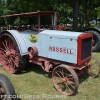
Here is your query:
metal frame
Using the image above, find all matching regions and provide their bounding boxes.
[0,11,57,32]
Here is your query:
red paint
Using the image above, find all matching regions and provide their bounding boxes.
[77,32,93,64]
[70,49,74,54]
[60,48,62,52]
[49,46,75,55]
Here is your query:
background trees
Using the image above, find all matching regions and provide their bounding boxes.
[0,0,100,31]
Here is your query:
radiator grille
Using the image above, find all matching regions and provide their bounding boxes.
[81,37,92,60]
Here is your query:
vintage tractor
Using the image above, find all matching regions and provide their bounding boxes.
[0,74,15,100]
[0,11,100,96]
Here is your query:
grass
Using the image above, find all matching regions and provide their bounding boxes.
[0,52,100,100]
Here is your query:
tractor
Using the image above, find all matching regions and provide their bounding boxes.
[0,11,100,96]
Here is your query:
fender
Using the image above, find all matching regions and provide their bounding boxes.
[0,30,28,55]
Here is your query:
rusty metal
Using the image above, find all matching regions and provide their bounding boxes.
[0,35,19,73]
[52,64,79,95]
[88,56,100,78]
[28,46,38,59]
[28,55,91,73]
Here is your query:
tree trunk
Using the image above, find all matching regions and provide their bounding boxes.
[72,0,79,31]
[85,10,90,28]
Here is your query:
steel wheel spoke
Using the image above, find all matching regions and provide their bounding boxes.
[0,52,9,64]
[58,69,65,78]
[56,71,62,78]
[8,38,11,49]
[5,38,9,49]
[0,48,6,52]
[2,42,6,49]
[65,83,72,93]
[67,80,75,89]
[0,35,19,73]
[11,58,18,67]
[52,65,79,96]
[1,56,7,61]
[1,52,7,58]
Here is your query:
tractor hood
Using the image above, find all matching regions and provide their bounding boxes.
[3,29,92,64]
[40,30,83,40]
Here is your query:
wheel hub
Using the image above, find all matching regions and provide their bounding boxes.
[6,51,11,57]
[61,77,68,83]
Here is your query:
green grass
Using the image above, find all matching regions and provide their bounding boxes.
[0,52,100,100]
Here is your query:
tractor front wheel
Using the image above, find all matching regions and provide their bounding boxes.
[52,64,79,96]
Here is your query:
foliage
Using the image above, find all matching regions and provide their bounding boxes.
[79,0,100,27]
[97,7,100,18]
[0,0,100,29]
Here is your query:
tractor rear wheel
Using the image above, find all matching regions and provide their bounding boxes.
[52,64,79,96]
[0,32,27,74]
[88,56,100,78]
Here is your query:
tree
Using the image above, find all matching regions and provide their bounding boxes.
[0,0,100,29]
[79,0,100,28]
[72,0,79,31]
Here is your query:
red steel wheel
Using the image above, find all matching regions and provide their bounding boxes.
[52,64,79,96]
[88,56,100,78]
[0,32,27,73]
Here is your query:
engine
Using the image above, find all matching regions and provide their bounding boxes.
[7,30,92,65]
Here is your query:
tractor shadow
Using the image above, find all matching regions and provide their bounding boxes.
[70,74,90,96]
[18,62,52,78]
[78,74,89,84]
[17,62,91,81]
